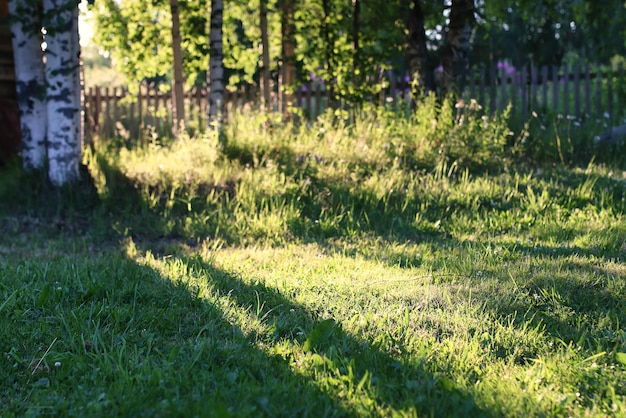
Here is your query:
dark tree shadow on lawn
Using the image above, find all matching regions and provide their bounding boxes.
[126,245,492,417]
[52,156,492,416]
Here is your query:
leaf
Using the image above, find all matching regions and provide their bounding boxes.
[303,319,337,352]
[616,352,626,366]
[0,289,18,314]
[35,284,51,308]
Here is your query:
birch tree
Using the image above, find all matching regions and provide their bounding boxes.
[280,0,295,117]
[43,0,82,186]
[8,0,47,171]
[259,0,271,111]
[208,0,224,128]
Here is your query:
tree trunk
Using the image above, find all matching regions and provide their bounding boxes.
[440,0,474,98]
[280,0,295,118]
[208,0,224,128]
[321,0,335,106]
[170,0,186,137]
[9,0,47,171]
[403,0,435,101]
[43,0,82,186]
[259,0,271,111]
[351,0,361,90]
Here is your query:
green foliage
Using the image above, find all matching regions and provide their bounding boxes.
[92,0,210,90]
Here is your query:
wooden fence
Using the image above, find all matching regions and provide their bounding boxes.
[85,63,625,140]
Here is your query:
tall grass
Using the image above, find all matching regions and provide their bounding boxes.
[1,101,625,417]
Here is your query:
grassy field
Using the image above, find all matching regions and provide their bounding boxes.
[1,105,626,417]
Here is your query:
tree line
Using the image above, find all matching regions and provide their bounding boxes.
[7,0,626,185]
[92,0,626,103]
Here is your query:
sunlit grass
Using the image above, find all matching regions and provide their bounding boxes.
[1,105,625,416]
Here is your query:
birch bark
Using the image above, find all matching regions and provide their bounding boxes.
[8,0,47,170]
[43,0,82,186]
[208,0,223,129]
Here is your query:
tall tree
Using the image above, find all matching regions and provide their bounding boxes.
[208,0,224,127]
[9,0,47,171]
[43,0,82,186]
[440,0,475,98]
[403,0,436,100]
[351,0,360,77]
[280,0,295,117]
[320,0,335,106]
[170,0,186,136]
[259,0,271,111]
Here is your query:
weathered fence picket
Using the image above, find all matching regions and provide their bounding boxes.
[84,62,624,140]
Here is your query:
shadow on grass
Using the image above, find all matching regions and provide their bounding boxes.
[102,157,492,414]
[126,244,491,417]
[2,147,624,415]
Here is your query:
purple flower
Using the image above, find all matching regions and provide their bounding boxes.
[497,61,516,76]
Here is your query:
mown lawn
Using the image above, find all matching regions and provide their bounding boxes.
[1,107,625,417]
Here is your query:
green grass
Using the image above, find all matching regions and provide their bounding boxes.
[1,105,626,417]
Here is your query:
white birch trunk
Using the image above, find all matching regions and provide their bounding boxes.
[8,0,47,171]
[43,0,82,186]
[259,0,271,111]
[208,0,224,128]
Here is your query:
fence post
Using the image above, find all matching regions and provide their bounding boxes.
[573,63,581,119]
[584,64,591,118]
[520,64,527,121]
[489,63,496,115]
[607,67,614,123]
[541,65,548,109]
[563,64,570,117]
[595,65,602,117]
[552,65,560,115]
[529,64,538,111]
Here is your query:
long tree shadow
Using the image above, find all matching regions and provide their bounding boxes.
[129,246,492,417]
[24,156,491,416]
[5,145,622,415]
[102,251,349,417]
